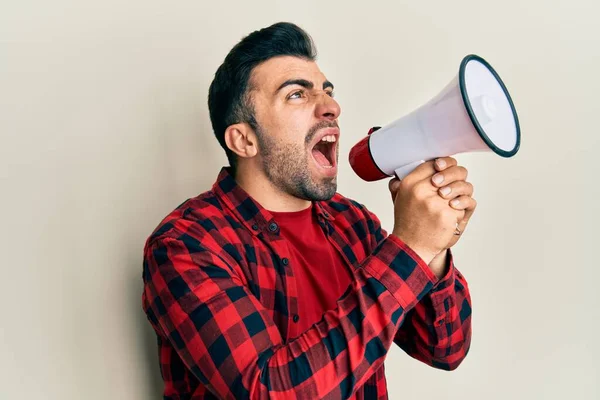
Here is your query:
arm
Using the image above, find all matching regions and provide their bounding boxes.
[358,205,472,371]
[143,232,438,399]
[393,249,472,370]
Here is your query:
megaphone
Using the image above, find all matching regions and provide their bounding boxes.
[349,54,521,181]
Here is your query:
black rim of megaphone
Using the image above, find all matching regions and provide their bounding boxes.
[459,54,521,158]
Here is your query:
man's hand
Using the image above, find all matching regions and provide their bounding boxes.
[388,161,467,265]
[388,156,476,278]
[431,156,477,249]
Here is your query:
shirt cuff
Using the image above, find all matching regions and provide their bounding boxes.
[428,249,458,317]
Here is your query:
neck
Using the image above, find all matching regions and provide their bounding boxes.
[234,165,311,212]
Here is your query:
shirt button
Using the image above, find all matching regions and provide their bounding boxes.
[293,314,300,323]
[281,258,289,266]
[251,224,259,231]
[268,222,278,232]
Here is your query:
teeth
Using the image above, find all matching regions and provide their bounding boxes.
[320,135,337,143]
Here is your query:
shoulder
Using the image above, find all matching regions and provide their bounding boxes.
[144,189,229,251]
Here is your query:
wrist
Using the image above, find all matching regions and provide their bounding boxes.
[391,231,438,265]
[428,249,449,279]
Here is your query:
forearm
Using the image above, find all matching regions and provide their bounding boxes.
[353,200,472,370]
[394,252,472,370]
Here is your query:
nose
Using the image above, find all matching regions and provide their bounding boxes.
[314,91,341,121]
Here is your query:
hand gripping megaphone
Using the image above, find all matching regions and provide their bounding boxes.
[349,54,521,181]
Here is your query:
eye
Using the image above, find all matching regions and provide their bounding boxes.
[326,90,335,98]
[288,90,304,100]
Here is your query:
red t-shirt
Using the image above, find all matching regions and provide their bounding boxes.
[270,203,353,338]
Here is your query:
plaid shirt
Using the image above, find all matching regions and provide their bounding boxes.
[142,167,472,399]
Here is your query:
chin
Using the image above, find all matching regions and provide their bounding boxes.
[307,180,337,201]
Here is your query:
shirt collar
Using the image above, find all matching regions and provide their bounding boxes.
[211,167,335,236]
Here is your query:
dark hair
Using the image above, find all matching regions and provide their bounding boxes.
[208,22,317,172]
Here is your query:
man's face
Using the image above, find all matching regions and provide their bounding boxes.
[249,56,341,201]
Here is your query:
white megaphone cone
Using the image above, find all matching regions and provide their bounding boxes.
[349,54,521,181]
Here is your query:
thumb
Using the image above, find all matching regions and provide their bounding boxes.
[388,178,401,200]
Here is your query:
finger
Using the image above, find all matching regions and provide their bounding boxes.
[434,156,458,172]
[389,177,401,200]
[402,160,437,184]
[438,181,474,199]
[457,200,477,233]
[453,208,467,224]
[431,165,469,188]
[449,196,477,211]
[461,199,477,225]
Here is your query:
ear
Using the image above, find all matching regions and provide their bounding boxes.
[224,123,258,158]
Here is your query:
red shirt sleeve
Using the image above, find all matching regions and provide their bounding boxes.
[394,248,473,370]
[355,205,473,371]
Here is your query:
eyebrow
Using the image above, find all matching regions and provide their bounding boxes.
[275,79,334,95]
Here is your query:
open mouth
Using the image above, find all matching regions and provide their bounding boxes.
[311,135,337,168]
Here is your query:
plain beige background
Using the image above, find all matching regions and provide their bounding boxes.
[1,0,598,399]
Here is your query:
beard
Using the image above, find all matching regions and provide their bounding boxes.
[255,121,339,201]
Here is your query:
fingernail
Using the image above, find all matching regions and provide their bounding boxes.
[432,174,444,185]
[440,186,451,196]
[436,159,446,169]
[451,199,460,207]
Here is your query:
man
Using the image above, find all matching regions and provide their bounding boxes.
[142,22,475,399]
